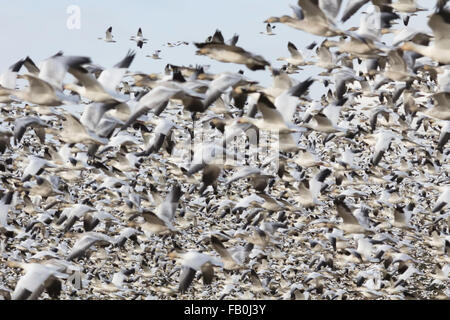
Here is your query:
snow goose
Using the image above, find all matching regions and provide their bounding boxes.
[65,50,136,103]
[388,0,426,14]
[130,28,148,49]
[194,32,270,71]
[264,0,344,37]
[425,92,450,121]
[37,51,91,89]
[210,236,253,270]
[66,232,113,261]
[334,198,373,234]
[401,6,450,64]
[55,112,109,145]
[121,83,204,130]
[236,94,302,152]
[432,186,450,213]
[98,26,116,43]
[277,42,312,67]
[14,74,73,106]
[13,116,48,145]
[140,184,182,234]
[260,23,276,35]
[7,261,68,300]
[370,129,397,166]
[137,118,179,156]
[146,50,162,60]
[168,246,223,293]
[13,52,90,106]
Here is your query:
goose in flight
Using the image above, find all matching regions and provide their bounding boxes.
[37,51,91,89]
[120,82,205,130]
[168,246,223,293]
[7,261,68,300]
[138,184,183,234]
[370,130,397,166]
[334,198,373,234]
[195,31,270,71]
[98,26,116,43]
[13,116,48,145]
[55,112,109,145]
[67,232,114,261]
[401,5,450,64]
[130,28,148,49]
[264,0,344,37]
[13,52,90,106]
[14,74,77,106]
[260,23,276,35]
[65,50,136,103]
[146,50,162,60]
[277,42,311,67]
[425,92,450,121]
[210,236,253,270]
[388,0,426,14]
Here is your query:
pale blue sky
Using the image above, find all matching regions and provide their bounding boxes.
[0,0,431,91]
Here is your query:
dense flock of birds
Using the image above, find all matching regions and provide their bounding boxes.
[0,0,450,300]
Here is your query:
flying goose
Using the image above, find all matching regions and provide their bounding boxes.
[277,42,312,67]
[168,246,223,293]
[260,23,276,35]
[139,184,182,234]
[66,232,113,261]
[334,198,373,234]
[13,53,90,106]
[425,92,450,121]
[98,26,116,43]
[121,83,205,130]
[130,28,148,48]
[7,261,68,300]
[137,118,178,156]
[210,236,253,270]
[14,74,76,106]
[401,6,450,64]
[195,34,270,71]
[264,0,344,37]
[236,94,303,152]
[370,130,397,166]
[13,116,48,145]
[146,50,162,60]
[388,0,426,14]
[37,52,91,89]
[65,50,136,103]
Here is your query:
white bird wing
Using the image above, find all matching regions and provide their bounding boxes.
[257,94,287,126]
[275,93,298,125]
[98,51,136,93]
[287,42,303,59]
[69,67,106,93]
[39,54,91,89]
[105,27,114,41]
[0,59,24,89]
[319,0,343,22]
[428,11,450,50]
[21,74,55,95]
[13,264,57,297]
[122,86,181,130]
